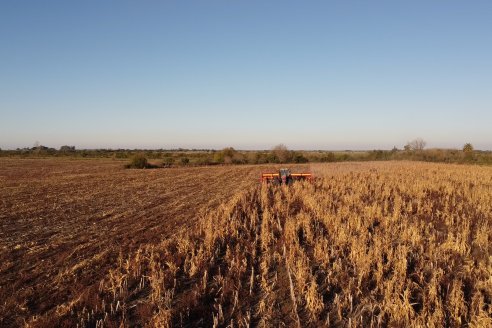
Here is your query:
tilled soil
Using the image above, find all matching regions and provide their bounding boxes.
[0,158,289,327]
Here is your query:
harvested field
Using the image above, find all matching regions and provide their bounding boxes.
[0,159,287,327]
[1,160,492,327]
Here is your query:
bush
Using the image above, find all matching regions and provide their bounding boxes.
[213,147,239,164]
[293,152,309,163]
[196,156,213,165]
[126,153,150,169]
[213,152,225,163]
[115,151,129,159]
[163,157,174,167]
[368,150,390,160]
[320,152,336,162]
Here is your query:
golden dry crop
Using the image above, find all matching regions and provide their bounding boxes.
[1,159,491,327]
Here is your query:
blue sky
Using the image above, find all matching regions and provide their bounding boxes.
[1,1,491,150]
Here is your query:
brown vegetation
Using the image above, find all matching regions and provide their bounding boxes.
[1,160,491,327]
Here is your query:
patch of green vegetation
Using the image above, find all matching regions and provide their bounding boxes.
[125,153,152,169]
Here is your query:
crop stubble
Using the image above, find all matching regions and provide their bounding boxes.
[0,159,274,327]
[1,160,492,327]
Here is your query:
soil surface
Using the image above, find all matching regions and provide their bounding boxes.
[0,159,291,327]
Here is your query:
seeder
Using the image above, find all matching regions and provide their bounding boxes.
[261,168,313,185]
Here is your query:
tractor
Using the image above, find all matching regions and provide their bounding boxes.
[261,168,313,185]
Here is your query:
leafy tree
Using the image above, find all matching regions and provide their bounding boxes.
[463,143,474,153]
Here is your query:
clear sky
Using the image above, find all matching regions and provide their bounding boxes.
[1,1,491,150]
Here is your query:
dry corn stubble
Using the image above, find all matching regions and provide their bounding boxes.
[3,160,492,327]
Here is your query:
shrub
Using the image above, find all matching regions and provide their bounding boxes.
[232,152,246,164]
[213,152,224,163]
[126,153,150,169]
[163,157,174,167]
[115,151,129,159]
[368,150,389,160]
[196,156,213,165]
[320,152,335,162]
[293,153,309,163]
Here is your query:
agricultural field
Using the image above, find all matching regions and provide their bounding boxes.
[0,159,275,327]
[1,159,492,327]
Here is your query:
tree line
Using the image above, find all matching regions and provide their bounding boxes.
[1,140,491,167]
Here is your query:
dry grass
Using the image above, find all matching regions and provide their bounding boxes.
[1,160,492,327]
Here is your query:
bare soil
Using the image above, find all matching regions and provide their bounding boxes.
[0,159,288,327]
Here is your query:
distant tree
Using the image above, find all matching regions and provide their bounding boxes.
[406,138,426,151]
[195,155,212,165]
[232,152,246,164]
[321,152,336,162]
[33,141,42,154]
[222,147,236,158]
[224,155,233,164]
[253,152,269,164]
[222,147,236,164]
[391,146,399,153]
[272,144,292,163]
[463,143,474,153]
[246,151,260,164]
[213,152,224,163]
[370,150,387,160]
[463,143,475,161]
[214,147,237,164]
[293,152,309,163]
[60,145,76,152]
[266,152,278,163]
